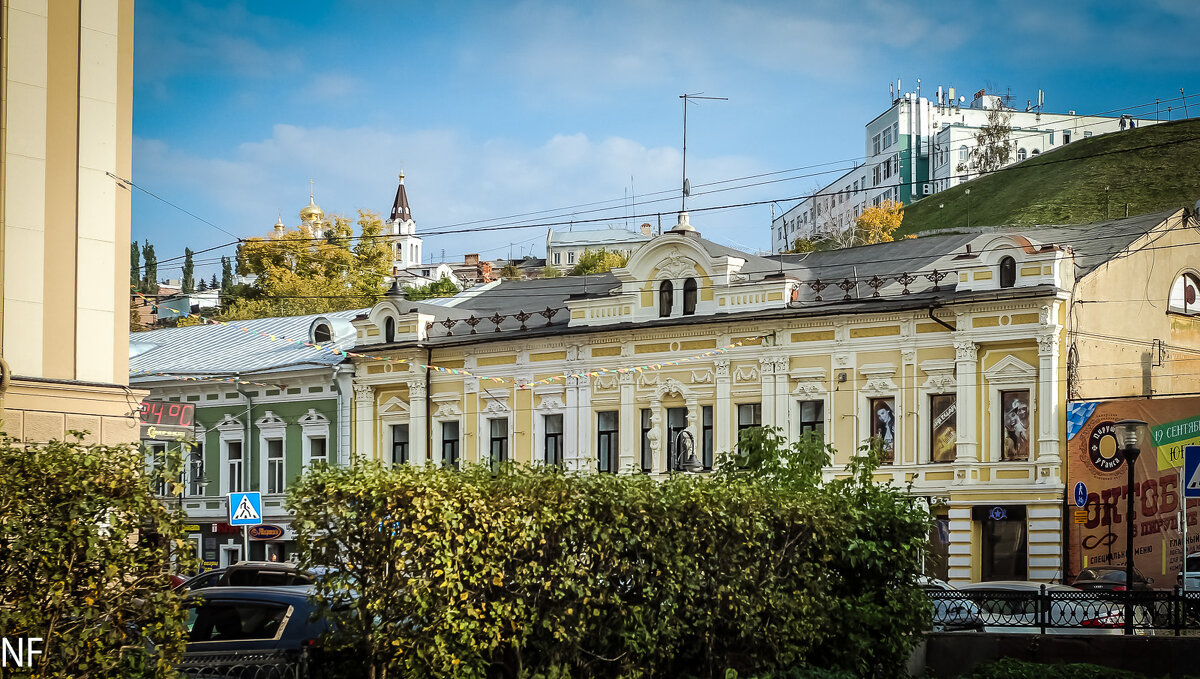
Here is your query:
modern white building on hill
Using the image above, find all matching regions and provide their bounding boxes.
[546,224,653,270]
[769,84,1159,252]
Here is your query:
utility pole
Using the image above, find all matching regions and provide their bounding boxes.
[679,93,727,213]
[1182,88,1190,119]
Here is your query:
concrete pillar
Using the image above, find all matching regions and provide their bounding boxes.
[759,357,776,428]
[1036,321,1062,478]
[953,339,979,467]
[714,360,732,455]
[406,379,428,465]
[619,373,637,472]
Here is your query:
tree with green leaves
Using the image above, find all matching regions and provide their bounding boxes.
[140,240,158,295]
[210,273,219,290]
[0,435,195,678]
[220,256,234,291]
[569,248,627,276]
[197,277,208,292]
[181,247,195,294]
[498,263,522,280]
[540,265,562,278]
[130,241,140,290]
[404,275,460,301]
[961,99,1013,175]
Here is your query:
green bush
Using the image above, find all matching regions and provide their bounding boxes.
[0,434,195,678]
[288,431,928,678]
[964,658,1151,679]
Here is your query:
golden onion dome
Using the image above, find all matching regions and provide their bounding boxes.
[299,195,324,223]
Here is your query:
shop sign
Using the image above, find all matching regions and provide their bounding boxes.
[182,524,202,533]
[249,524,285,541]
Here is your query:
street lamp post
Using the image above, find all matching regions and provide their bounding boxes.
[1116,419,1146,635]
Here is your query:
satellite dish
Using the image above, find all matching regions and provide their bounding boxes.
[683,178,691,197]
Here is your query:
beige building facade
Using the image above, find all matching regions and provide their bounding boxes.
[338,209,1200,585]
[0,0,141,443]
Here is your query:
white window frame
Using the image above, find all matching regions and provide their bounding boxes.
[298,408,331,469]
[216,413,245,495]
[256,410,287,496]
[917,360,958,464]
[532,388,566,467]
[858,364,900,463]
[479,393,512,466]
[376,396,411,466]
[984,355,1038,464]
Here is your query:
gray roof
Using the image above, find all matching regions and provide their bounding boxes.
[548,227,651,247]
[130,309,366,379]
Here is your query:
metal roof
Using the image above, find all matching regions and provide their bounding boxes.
[130,308,366,379]
[548,227,651,247]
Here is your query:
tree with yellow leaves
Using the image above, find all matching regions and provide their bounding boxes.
[853,200,904,245]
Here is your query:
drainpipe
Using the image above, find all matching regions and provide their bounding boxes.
[236,384,253,561]
[426,345,433,465]
[927,306,956,332]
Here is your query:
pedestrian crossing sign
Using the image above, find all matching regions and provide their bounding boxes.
[228,492,263,526]
[1184,446,1200,499]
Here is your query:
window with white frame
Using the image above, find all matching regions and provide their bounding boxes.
[984,355,1037,463]
[145,442,167,496]
[256,411,287,494]
[299,408,331,469]
[266,438,285,494]
[597,411,618,474]
[796,400,824,440]
[640,409,653,473]
[441,421,460,468]
[543,413,563,467]
[869,397,896,463]
[737,403,762,433]
[309,437,327,467]
[1168,272,1200,315]
[567,251,576,265]
[187,443,205,496]
[226,440,243,494]
[488,418,508,471]
[391,424,409,465]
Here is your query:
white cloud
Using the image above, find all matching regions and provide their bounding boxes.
[133,123,772,263]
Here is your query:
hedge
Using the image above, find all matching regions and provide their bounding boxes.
[0,434,195,678]
[289,430,929,678]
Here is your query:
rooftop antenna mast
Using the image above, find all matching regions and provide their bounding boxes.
[680,92,727,214]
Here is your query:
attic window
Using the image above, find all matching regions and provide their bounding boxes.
[313,323,332,344]
[385,317,396,343]
[682,278,698,315]
[659,280,673,318]
[1168,273,1200,315]
[999,256,1016,288]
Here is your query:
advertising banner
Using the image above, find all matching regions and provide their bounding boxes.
[1066,396,1200,583]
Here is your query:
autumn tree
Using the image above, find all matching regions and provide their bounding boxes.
[570,248,627,276]
[219,210,393,320]
[498,263,522,280]
[853,200,904,245]
[960,100,1013,175]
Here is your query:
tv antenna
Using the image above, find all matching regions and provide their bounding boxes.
[679,92,727,213]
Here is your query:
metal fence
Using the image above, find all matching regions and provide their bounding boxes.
[177,650,309,679]
[927,587,1200,635]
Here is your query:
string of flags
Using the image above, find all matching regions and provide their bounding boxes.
[131,288,765,389]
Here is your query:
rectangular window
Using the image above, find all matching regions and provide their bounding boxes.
[869,397,896,464]
[441,421,460,468]
[1000,390,1031,461]
[976,506,1028,581]
[666,407,687,471]
[892,122,899,145]
[391,424,409,465]
[309,437,327,467]
[489,418,508,471]
[227,441,243,494]
[597,411,618,473]
[797,400,824,440]
[1084,130,1093,138]
[146,443,167,496]
[567,251,576,265]
[640,409,653,473]
[872,133,881,155]
[702,406,714,470]
[1063,129,1071,144]
[544,414,563,467]
[737,403,762,432]
[188,444,205,496]
[553,251,561,265]
[266,439,284,494]
[929,395,957,463]
[882,126,892,149]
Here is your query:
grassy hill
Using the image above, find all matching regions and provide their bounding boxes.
[898,117,1200,234]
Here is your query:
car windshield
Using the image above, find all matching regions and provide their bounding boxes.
[187,601,290,642]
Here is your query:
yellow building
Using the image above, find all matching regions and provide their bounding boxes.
[0,0,140,443]
[346,208,1198,584]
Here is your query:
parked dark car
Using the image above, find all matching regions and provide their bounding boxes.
[1071,566,1155,592]
[177,585,362,678]
[175,561,316,592]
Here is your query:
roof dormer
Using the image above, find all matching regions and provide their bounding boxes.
[954,234,1067,293]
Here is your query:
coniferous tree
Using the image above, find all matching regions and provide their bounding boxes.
[210,273,219,290]
[130,242,141,291]
[140,241,159,295]
[220,256,234,291]
[181,248,195,294]
[197,277,209,292]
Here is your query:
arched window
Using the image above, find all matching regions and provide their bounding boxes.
[999,256,1017,288]
[313,323,332,344]
[384,316,396,343]
[958,145,969,163]
[659,280,673,317]
[683,278,698,315]
[1031,148,1040,156]
[1017,148,1027,162]
[1168,272,1200,315]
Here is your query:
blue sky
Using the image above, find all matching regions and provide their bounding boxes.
[133,0,1200,281]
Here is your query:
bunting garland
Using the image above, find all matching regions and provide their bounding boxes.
[131,288,765,389]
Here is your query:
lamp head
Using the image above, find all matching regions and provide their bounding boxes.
[1114,419,1147,457]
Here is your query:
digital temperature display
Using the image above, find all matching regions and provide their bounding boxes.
[139,400,195,427]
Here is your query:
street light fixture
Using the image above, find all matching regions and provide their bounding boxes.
[1115,418,1146,635]
[674,430,702,473]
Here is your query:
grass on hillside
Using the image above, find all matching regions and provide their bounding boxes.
[899,117,1200,234]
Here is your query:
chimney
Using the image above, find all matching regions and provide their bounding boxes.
[640,222,652,236]
[464,253,480,266]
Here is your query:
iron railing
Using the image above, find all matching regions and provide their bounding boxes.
[927,586,1200,635]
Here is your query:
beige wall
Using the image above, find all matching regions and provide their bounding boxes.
[0,0,142,444]
[1072,209,1200,400]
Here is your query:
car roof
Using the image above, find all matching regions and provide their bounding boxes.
[189,585,315,603]
[957,581,1079,591]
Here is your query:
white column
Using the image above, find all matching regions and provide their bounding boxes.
[1036,323,1062,481]
[353,384,375,462]
[575,376,592,473]
[759,358,776,428]
[773,358,789,433]
[714,360,733,455]
[563,376,582,473]
[334,367,354,467]
[618,373,637,472]
[407,379,428,465]
[953,339,979,467]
